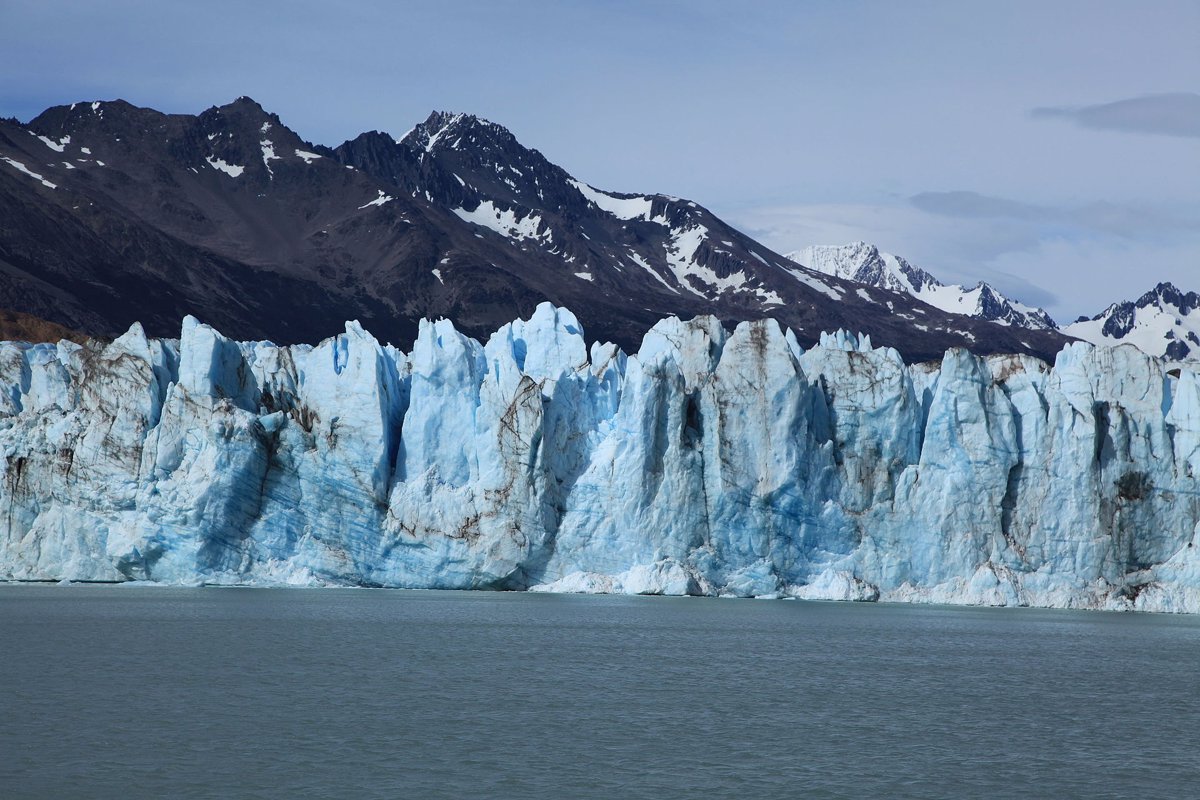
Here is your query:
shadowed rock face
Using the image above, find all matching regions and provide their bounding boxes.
[0,310,91,344]
[2,98,1072,361]
[1,305,1198,612]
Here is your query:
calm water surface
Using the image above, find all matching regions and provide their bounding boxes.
[2,586,1198,799]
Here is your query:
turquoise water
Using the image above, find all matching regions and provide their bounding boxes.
[2,586,1198,799]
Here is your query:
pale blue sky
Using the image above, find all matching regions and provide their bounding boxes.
[2,0,1196,322]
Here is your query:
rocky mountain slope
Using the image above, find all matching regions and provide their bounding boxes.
[0,97,1072,361]
[786,242,1058,330]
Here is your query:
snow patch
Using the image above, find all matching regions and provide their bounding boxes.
[205,156,244,178]
[453,200,551,243]
[568,179,666,224]
[780,264,844,301]
[36,134,69,153]
[260,139,280,175]
[661,225,757,299]
[627,251,679,293]
[359,190,394,209]
[2,157,57,188]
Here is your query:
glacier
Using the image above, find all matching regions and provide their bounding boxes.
[1,303,1198,612]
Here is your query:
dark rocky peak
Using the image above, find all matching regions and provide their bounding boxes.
[972,283,1017,326]
[19,96,317,184]
[1100,301,1137,338]
[1137,281,1198,315]
[26,99,191,156]
[974,282,1056,328]
[893,253,940,292]
[187,98,317,181]
[402,111,518,155]
[846,244,890,284]
[333,130,403,181]
[198,96,276,132]
[197,97,300,148]
[396,111,583,212]
[30,99,165,135]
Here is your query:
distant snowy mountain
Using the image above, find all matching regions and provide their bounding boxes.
[785,242,1058,331]
[1065,283,1200,363]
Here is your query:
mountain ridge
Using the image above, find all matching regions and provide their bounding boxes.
[1,96,1072,361]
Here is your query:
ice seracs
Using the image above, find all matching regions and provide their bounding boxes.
[1,305,1197,612]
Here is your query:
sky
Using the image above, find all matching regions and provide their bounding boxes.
[1,0,1197,323]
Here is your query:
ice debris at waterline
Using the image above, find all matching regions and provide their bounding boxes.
[1,304,1198,611]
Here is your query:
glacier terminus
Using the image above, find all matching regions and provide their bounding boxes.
[2,303,1198,612]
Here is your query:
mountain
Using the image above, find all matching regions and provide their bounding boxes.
[1,306,1197,611]
[785,242,1058,330]
[1065,282,1200,363]
[0,97,1073,361]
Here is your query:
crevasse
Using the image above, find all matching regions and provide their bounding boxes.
[2,303,1198,611]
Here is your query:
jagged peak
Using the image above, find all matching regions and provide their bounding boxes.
[204,96,279,124]
[1083,283,1199,320]
[404,110,515,154]
[340,129,397,147]
[221,96,268,113]
[1136,281,1197,310]
[844,240,879,254]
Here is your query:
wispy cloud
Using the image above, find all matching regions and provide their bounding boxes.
[909,190,1197,239]
[1031,92,1200,139]
[910,191,1042,221]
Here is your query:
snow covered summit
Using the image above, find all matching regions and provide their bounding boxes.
[785,242,1059,330]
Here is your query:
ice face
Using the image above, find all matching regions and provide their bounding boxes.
[1,306,1198,612]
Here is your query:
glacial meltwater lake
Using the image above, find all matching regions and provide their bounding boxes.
[2,586,1199,799]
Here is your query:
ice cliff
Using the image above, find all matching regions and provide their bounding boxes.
[2,304,1198,612]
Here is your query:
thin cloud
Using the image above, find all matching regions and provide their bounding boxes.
[1031,93,1200,139]
[909,191,1197,239]
[910,191,1042,221]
